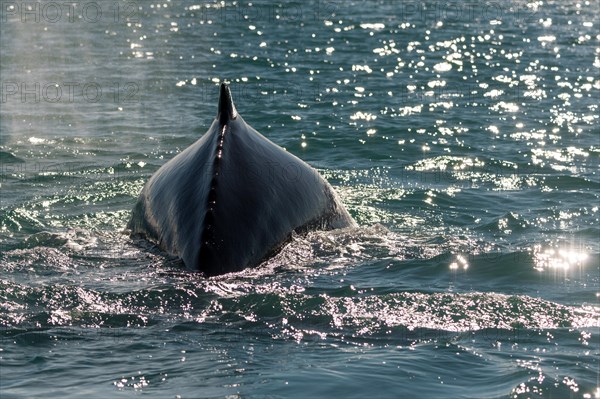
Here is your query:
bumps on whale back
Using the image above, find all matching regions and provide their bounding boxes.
[129,83,355,276]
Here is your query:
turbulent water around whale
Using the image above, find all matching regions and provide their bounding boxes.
[1,1,599,398]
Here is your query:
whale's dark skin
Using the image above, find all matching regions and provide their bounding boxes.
[128,83,355,276]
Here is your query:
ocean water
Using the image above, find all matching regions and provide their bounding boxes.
[1,0,599,397]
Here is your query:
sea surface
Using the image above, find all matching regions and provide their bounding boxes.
[1,0,599,398]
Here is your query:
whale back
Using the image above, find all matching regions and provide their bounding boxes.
[129,84,354,276]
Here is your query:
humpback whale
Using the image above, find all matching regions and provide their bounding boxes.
[128,83,355,276]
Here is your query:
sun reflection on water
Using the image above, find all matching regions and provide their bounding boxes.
[532,245,589,272]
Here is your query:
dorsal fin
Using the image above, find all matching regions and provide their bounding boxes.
[217,83,237,124]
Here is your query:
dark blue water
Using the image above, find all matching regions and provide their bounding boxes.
[1,1,599,397]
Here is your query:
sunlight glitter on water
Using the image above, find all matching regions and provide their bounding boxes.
[533,246,590,272]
